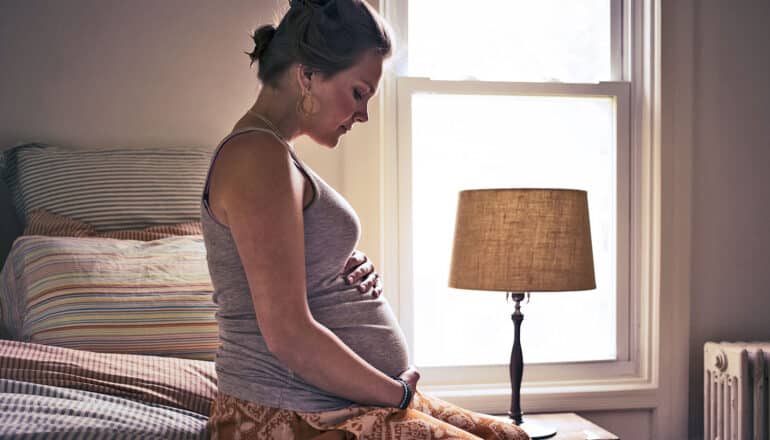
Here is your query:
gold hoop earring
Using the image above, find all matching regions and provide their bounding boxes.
[297,88,319,118]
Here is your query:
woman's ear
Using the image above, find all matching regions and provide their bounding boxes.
[295,64,314,92]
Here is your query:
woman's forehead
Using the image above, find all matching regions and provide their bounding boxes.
[342,51,384,88]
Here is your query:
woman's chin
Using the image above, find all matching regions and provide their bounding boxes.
[325,133,344,148]
[308,128,346,149]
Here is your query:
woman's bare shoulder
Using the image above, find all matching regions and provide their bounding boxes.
[209,130,302,225]
[220,128,291,162]
[214,130,295,183]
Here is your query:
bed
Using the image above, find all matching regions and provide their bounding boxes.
[0,143,219,439]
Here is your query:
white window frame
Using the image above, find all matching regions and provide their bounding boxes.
[396,78,632,387]
[373,0,664,414]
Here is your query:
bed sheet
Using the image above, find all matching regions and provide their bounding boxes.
[1,378,208,439]
[0,339,217,438]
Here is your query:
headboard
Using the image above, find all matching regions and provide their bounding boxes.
[0,179,22,269]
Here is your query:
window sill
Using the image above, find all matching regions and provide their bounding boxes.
[420,379,658,414]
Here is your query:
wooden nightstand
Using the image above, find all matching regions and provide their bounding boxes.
[493,413,619,439]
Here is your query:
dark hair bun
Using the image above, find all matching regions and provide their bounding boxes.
[247,25,277,66]
[290,0,333,10]
[252,0,392,88]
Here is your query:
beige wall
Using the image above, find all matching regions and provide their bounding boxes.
[687,1,770,438]
[2,1,770,439]
[0,0,342,186]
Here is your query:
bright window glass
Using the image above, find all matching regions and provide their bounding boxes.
[408,0,612,83]
[410,93,617,366]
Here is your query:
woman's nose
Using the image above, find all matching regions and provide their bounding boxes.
[353,102,369,122]
[354,106,369,123]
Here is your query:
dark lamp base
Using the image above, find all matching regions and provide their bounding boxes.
[509,416,557,439]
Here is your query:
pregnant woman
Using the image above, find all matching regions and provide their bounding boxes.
[201,1,528,438]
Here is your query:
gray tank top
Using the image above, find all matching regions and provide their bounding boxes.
[200,127,410,412]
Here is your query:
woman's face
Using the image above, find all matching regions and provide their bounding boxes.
[302,49,384,147]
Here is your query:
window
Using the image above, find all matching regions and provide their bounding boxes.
[407,88,625,369]
[377,0,657,407]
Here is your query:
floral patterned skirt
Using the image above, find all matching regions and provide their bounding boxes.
[208,390,529,440]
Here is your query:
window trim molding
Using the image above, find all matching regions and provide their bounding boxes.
[366,1,688,434]
[393,77,633,382]
[654,0,693,437]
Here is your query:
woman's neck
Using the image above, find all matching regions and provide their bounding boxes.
[238,88,302,141]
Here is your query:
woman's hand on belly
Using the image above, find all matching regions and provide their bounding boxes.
[343,249,383,298]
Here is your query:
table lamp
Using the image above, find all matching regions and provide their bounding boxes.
[448,188,596,440]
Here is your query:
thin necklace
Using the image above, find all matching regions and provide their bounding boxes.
[248,110,287,142]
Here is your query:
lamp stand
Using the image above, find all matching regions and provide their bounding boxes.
[508,292,556,440]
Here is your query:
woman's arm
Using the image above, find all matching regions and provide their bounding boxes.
[214,132,409,408]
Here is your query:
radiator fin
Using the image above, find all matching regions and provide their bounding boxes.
[704,342,770,440]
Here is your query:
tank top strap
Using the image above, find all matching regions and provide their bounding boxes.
[203,126,319,207]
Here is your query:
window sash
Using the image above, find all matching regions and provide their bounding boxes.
[389,0,626,83]
[393,78,633,386]
[372,0,665,416]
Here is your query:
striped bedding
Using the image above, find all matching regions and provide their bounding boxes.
[0,235,218,360]
[1,379,208,439]
[0,339,216,438]
[1,143,212,230]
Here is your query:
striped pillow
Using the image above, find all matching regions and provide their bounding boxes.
[1,235,218,360]
[24,209,203,240]
[1,143,212,230]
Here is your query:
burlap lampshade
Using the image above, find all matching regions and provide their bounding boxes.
[449,188,596,293]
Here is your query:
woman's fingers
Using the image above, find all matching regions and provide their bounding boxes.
[357,271,383,296]
[372,273,383,297]
[343,249,367,273]
[343,250,383,297]
[346,260,375,285]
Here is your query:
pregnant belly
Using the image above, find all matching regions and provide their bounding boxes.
[311,294,410,377]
